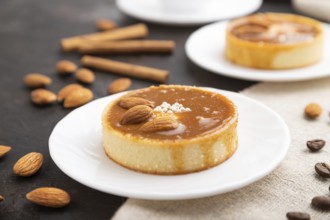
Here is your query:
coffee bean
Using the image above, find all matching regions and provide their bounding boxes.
[312,196,330,210]
[307,139,325,152]
[315,162,330,178]
[286,212,310,220]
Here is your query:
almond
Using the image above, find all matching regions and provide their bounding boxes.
[305,103,322,119]
[96,19,117,31]
[118,97,154,109]
[26,187,70,208]
[13,152,43,177]
[24,73,52,88]
[63,87,93,108]
[31,89,57,105]
[108,78,132,94]
[121,105,153,125]
[140,116,179,132]
[0,195,4,203]
[56,60,77,74]
[75,68,95,84]
[57,84,83,101]
[0,145,12,158]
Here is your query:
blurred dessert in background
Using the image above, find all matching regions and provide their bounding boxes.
[225,13,323,69]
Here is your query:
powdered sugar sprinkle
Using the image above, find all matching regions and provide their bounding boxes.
[154,102,191,113]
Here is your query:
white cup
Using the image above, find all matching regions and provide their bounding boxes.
[293,0,330,22]
[162,0,211,13]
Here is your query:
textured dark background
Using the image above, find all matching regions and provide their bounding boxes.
[0,0,292,219]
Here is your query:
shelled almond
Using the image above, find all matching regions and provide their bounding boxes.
[75,68,95,84]
[13,152,43,177]
[305,103,322,119]
[24,73,52,88]
[118,97,154,109]
[0,195,4,203]
[96,19,117,31]
[140,116,179,132]
[108,78,132,94]
[0,145,11,158]
[57,84,83,102]
[63,88,93,108]
[31,89,57,105]
[26,187,70,208]
[56,60,77,74]
[120,105,153,125]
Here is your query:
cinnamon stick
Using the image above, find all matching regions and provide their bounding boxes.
[81,56,168,83]
[61,23,148,52]
[78,40,175,54]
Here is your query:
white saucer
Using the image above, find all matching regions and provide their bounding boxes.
[186,21,330,82]
[49,88,290,200]
[116,0,262,26]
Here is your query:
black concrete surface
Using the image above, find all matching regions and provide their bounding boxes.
[0,0,292,219]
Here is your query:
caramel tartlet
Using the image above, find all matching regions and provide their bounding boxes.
[225,13,323,69]
[102,85,238,175]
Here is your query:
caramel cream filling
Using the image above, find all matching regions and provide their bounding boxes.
[231,17,317,44]
[106,86,236,140]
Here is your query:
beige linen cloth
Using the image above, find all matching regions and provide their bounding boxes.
[113,79,330,220]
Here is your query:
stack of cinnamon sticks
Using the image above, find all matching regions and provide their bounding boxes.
[61,22,174,83]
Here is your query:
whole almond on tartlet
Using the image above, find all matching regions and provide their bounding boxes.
[31,89,57,105]
[121,105,153,125]
[26,187,70,208]
[13,152,43,177]
[0,195,4,203]
[57,84,83,101]
[75,68,95,84]
[24,73,52,88]
[108,78,132,94]
[56,60,77,74]
[305,103,322,119]
[140,116,179,132]
[63,87,93,108]
[118,97,154,109]
[0,145,12,158]
[96,19,117,31]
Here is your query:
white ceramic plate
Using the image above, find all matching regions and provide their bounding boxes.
[116,0,262,26]
[49,88,290,200]
[186,21,330,82]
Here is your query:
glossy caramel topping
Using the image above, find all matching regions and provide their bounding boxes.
[107,86,236,140]
[231,15,317,44]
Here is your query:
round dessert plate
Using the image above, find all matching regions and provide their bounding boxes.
[49,88,290,200]
[116,0,262,26]
[186,21,330,82]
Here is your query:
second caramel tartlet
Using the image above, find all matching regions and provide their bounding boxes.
[225,13,323,69]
